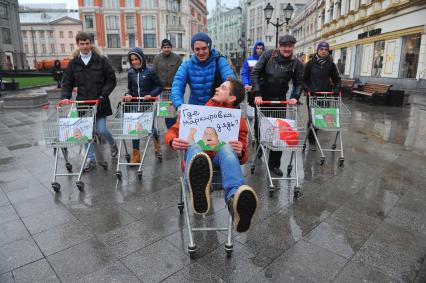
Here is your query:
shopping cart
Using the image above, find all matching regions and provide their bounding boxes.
[250,100,305,198]
[156,87,177,119]
[241,91,256,147]
[303,92,351,166]
[110,96,159,181]
[43,100,99,192]
[177,153,233,259]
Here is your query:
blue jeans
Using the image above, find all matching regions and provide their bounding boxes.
[184,143,244,203]
[86,116,115,160]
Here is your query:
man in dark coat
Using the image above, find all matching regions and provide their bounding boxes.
[251,35,303,177]
[61,31,118,172]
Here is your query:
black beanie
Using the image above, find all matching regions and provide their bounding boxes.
[161,39,172,48]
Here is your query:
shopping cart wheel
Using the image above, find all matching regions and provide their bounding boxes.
[65,162,72,173]
[250,164,255,174]
[293,187,303,199]
[332,144,337,150]
[115,171,122,180]
[157,154,163,162]
[76,181,84,191]
[338,157,345,167]
[188,245,196,259]
[251,140,255,148]
[178,202,184,214]
[287,165,293,177]
[320,157,325,166]
[125,154,130,163]
[99,161,108,170]
[52,182,60,192]
[268,187,275,197]
[137,171,142,181]
[302,144,306,151]
[225,244,233,258]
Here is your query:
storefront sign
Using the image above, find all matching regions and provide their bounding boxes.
[358,28,382,39]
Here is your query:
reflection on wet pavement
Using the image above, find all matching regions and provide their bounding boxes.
[0,82,425,282]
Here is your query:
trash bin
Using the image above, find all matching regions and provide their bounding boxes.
[389,90,404,107]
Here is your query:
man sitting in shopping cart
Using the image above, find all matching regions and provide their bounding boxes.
[165,77,258,233]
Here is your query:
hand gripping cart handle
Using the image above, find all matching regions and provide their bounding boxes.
[43,99,100,192]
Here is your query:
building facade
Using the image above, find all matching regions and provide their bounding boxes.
[207,1,242,68]
[78,0,202,70]
[290,0,426,93]
[0,0,26,70]
[20,11,82,69]
[189,0,208,39]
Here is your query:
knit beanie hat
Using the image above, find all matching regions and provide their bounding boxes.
[317,41,330,51]
[161,39,172,48]
[191,32,212,51]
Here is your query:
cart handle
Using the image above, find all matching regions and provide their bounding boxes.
[58,99,99,106]
[257,100,294,105]
[122,96,159,101]
[307,91,342,96]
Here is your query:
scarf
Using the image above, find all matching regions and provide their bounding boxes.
[314,54,328,65]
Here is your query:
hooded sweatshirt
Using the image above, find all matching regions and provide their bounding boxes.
[240,41,265,87]
[127,47,163,97]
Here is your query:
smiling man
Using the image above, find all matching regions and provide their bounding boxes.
[171,32,235,111]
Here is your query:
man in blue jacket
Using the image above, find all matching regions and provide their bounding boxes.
[171,32,235,110]
[240,41,265,106]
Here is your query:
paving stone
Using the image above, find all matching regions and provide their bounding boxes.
[0,205,18,225]
[332,260,402,283]
[162,262,226,283]
[0,189,9,207]
[48,238,115,282]
[0,220,30,246]
[12,259,60,283]
[0,237,43,274]
[0,272,14,283]
[325,206,382,235]
[249,240,348,282]
[13,194,65,218]
[122,239,190,283]
[5,185,50,204]
[33,220,93,256]
[77,261,140,283]
[385,206,426,235]
[21,206,78,235]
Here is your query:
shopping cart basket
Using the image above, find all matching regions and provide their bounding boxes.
[303,92,351,166]
[177,152,233,259]
[110,96,159,181]
[241,91,256,148]
[43,100,98,192]
[250,100,306,198]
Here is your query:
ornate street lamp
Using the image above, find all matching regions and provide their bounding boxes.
[263,2,294,48]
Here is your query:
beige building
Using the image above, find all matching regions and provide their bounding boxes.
[20,11,82,69]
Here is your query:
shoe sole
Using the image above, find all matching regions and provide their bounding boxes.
[187,152,212,215]
[233,186,258,233]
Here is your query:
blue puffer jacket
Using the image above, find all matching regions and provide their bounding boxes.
[171,49,235,109]
[240,41,265,86]
[127,47,163,97]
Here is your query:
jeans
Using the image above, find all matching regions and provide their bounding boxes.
[184,143,244,203]
[86,116,115,160]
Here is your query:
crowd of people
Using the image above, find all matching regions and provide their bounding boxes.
[60,31,341,234]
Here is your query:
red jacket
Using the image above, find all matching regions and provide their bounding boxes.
[164,99,249,164]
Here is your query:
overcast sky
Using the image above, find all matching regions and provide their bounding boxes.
[18,0,240,12]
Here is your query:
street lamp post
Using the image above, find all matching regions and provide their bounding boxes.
[263,3,294,48]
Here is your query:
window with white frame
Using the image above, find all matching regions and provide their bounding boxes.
[0,2,8,19]
[141,0,156,9]
[107,34,121,48]
[125,0,134,7]
[85,15,94,28]
[166,0,179,12]
[104,0,119,8]
[256,6,262,25]
[106,16,120,30]
[1,28,11,44]
[126,15,135,30]
[142,15,156,30]
[143,34,156,48]
[128,33,136,47]
[168,33,182,48]
[85,0,94,6]
[142,15,156,48]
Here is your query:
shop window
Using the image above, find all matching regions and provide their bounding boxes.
[372,40,385,77]
[399,33,421,79]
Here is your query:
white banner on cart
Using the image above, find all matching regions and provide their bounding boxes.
[260,117,298,146]
[58,117,94,142]
[179,104,241,151]
[123,112,153,135]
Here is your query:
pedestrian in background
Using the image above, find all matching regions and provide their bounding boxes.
[153,39,182,129]
[60,31,118,172]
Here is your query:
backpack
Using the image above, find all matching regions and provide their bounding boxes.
[209,54,225,97]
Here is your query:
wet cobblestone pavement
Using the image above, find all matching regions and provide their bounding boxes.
[0,81,425,282]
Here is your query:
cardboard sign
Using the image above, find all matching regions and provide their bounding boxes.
[59,117,94,142]
[312,108,340,128]
[123,112,153,136]
[179,104,241,151]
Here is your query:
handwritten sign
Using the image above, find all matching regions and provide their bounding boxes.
[260,117,298,147]
[312,108,340,129]
[157,101,177,117]
[123,112,153,136]
[179,104,241,151]
[59,117,94,142]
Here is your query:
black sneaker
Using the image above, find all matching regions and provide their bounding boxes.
[229,185,258,233]
[187,152,212,214]
[83,159,96,172]
[270,166,284,177]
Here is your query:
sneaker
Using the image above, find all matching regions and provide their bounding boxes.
[228,185,258,233]
[187,152,212,214]
[270,166,284,177]
[83,159,96,172]
[110,143,118,158]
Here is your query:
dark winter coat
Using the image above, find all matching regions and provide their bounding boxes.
[240,40,265,86]
[61,47,117,117]
[303,55,341,93]
[251,49,304,100]
[127,47,163,97]
[52,61,63,82]
[153,51,182,87]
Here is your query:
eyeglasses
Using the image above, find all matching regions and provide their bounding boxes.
[194,46,208,52]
